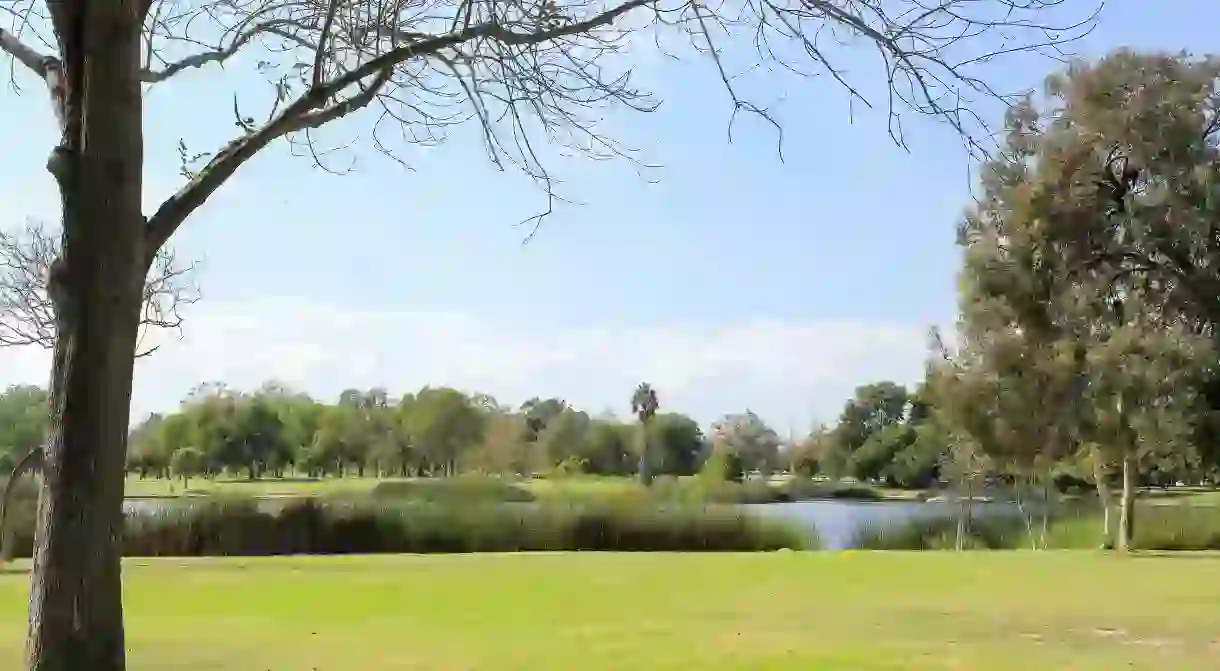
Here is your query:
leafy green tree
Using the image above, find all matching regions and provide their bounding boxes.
[850,423,915,483]
[947,51,1220,550]
[700,438,746,484]
[408,387,486,476]
[828,382,909,473]
[168,447,205,488]
[367,406,413,477]
[0,386,48,472]
[309,404,365,476]
[465,412,534,476]
[1084,319,1210,550]
[126,414,171,478]
[711,411,779,477]
[787,426,831,478]
[537,408,593,468]
[885,422,946,489]
[520,397,569,442]
[582,420,635,476]
[230,396,291,479]
[648,413,705,476]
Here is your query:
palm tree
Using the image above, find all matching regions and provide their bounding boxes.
[631,382,660,486]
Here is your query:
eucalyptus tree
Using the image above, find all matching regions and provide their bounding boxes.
[0,0,1098,666]
[948,51,1220,550]
[710,410,779,477]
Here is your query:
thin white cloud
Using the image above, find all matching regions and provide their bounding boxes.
[0,297,933,432]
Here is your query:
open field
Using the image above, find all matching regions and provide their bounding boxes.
[1,552,1218,670]
[122,474,646,500]
[122,474,387,498]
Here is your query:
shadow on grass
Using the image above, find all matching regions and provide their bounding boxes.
[212,477,323,485]
[1126,551,1220,560]
[1140,490,1208,501]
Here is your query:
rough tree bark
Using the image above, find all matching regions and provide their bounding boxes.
[14,3,147,669]
[1117,451,1137,553]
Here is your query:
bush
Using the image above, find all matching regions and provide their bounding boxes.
[846,501,1220,551]
[1129,505,1220,551]
[848,513,1028,550]
[2,495,810,557]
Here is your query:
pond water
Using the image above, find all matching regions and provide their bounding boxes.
[746,499,1025,549]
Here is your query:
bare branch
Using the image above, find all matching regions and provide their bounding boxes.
[0,220,200,356]
[140,19,313,83]
[145,0,655,256]
[145,65,394,258]
[0,25,48,75]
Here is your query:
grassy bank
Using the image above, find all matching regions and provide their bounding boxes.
[124,473,889,504]
[1,552,1217,669]
[851,501,1220,551]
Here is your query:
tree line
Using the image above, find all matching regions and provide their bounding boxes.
[0,381,789,484]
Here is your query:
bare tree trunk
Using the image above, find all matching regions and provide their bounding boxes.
[1039,476,1050,550]
[25,8,145,670]
[1117,452,1137,553]
[637,422,652,487]
[1014,476,1037,550]
[1091,452,1113,549]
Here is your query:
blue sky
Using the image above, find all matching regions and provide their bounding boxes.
[2,3,1218,434]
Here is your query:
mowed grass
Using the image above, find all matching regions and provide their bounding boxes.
[122,475,661,504]
[122,475,386,498]
[1,552,1218,670]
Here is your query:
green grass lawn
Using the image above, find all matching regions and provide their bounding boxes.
[122,474,660,503]
[122,474,388,498]
[1,552,1217,670]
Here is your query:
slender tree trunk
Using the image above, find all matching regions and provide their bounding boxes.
[26,8,145,670]
[1091,451,1113,549]
[1117,452,1137,553]
[1039,477,1050,550]
[637,422,652,487]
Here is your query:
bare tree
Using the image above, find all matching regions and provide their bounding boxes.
[0,219,198,564]
[1,219,198,355]
[0,0,1096,668]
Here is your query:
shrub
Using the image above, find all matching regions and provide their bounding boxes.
[848,513,1027,550]
[1130,505,1220,551]
[2,495,810,557]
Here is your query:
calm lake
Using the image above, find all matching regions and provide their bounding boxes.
[123,497,1024,550]
[745,499,1024,549]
